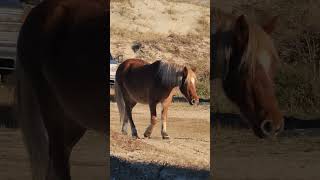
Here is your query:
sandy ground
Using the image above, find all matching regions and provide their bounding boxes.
[212,127,320,180]
[0,129,107,180]
[110,102,210,179]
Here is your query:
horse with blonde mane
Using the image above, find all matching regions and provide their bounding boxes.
[212,8,284,138]
[16,0,108,179]
[115,59,199,139]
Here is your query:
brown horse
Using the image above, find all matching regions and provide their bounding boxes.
[16,0,108,179]
[212,8,284,138]
[115,59,199,139]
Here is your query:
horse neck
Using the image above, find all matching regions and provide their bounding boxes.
[157,62,184,89]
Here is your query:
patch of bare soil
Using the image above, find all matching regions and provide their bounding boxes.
[212,127,320,180]
[110,102,210,179]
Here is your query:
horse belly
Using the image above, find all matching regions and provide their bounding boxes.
[61,91,106,132]
[120,63,155,104]
[126,87,150,104]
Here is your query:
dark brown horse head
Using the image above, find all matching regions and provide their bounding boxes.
[215,9,284,138]
[180,66,199,105]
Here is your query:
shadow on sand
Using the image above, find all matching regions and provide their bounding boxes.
[111,156,210,180]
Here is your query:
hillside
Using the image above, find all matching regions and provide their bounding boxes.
[110,0,210,98]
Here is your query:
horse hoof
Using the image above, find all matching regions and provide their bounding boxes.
[162,135,170,140]
[132,134,140,139]
[162,133,170,139]
[144,131,152,138]
[121,131,128,135]
[143,129,151,138]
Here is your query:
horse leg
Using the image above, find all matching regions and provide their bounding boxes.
[144,103,157,138]
[40,114,73,180]
[121,110,129,135]
[42,105,86,180]
[125,102,138,138]
[45,129,85,180]
[63,121,86,172]
[17,70,49,180]
[62,121,86,179]
[32,78,86,180]
[45,122,85,180]
[115,82,129,135]
[161,97,172,139]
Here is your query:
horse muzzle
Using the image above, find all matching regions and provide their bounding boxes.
[259,120,284,138]
[190,98,199,105]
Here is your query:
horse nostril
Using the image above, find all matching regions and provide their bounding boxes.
[191,99,196,105]
[260,120,273,136]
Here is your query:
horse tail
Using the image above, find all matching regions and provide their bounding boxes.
[115,80,126,124]
[16,54,49,180]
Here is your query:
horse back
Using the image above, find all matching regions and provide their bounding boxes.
[116,59,154,82]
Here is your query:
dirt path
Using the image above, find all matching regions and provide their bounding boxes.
[0,129,107,180]
[213,127,320,180]
[110,102,210,179]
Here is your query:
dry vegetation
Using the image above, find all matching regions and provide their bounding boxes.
[110,0,210,98]
[213,0,320,119]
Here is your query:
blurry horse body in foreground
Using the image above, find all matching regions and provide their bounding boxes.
[16,0,108,179]
[212,8,284,138]
[115,59,199,139]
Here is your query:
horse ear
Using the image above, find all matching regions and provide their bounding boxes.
[183,67,188,77]
[191,66,197,73]
[234,15,249,49]
[262,16,278,34]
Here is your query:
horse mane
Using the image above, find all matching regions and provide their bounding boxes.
[240,23,279,76]
[213,7,280,77]
[156,61,185,88]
